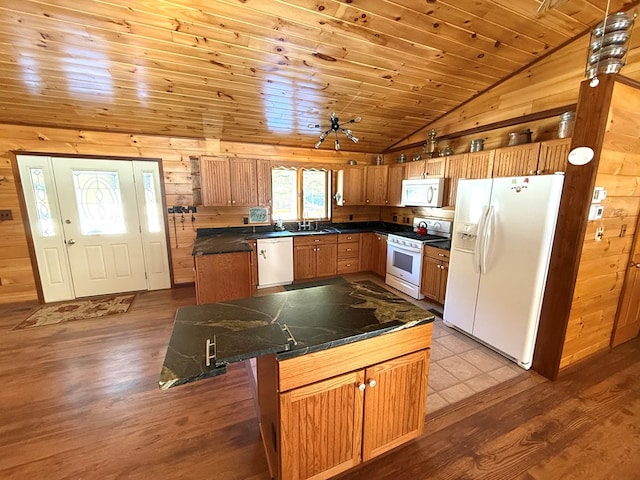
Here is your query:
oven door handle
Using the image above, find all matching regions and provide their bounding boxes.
[390,244,422,254]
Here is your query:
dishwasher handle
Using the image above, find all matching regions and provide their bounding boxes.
[260,249,267,259]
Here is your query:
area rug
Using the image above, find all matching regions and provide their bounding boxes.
[14,294,136,330]
[283,276,348,291]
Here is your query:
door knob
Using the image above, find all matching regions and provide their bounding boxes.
[67,239,76,245]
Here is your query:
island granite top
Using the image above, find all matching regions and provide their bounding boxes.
[159,280,434,390]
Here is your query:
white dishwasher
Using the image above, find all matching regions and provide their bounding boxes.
[257,237,294,288]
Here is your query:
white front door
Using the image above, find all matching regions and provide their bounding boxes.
[52,157,148,297]
[18,155,170,301]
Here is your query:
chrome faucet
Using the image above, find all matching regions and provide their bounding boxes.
[298,215,313,231]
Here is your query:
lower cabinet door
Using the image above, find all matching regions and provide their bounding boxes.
[361,350,429,461]
[279,370,365,480]
[294,245,317,281]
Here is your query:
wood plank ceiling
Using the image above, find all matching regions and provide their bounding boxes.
[0,0,636,153]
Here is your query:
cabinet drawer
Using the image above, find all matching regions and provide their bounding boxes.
[424,245,450,261]
[338,259,360,274]
[338,233,361,243]
[294,234,338,246]
[337,242,359,258]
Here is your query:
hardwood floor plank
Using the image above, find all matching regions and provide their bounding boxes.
[1,287,639,480]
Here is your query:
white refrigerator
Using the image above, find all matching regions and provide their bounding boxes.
[443,174,564,369]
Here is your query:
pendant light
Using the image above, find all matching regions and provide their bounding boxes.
[308,112,361,150]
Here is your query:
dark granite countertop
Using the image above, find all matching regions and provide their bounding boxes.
[159,280,434,390]
[192,222,449,256]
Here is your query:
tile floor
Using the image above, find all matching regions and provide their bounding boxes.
[425,314,525,415]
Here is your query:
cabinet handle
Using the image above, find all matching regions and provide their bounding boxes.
[358,383,366,392]
[631,262,640,268]
[347,236,352,240]
[368,379,377,388]
[314,239,320,242]
[438,253,445,257]
[346,248,352,252]
[346,263,352,267]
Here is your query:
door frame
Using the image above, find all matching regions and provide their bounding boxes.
[11,151,174,304]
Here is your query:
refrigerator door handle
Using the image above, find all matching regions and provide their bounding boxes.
[480,205,495,274]
[474,205,490,274]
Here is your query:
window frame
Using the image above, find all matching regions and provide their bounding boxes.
[271,167,331,221]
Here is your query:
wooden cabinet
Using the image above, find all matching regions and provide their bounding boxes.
[492,143,541,178]
[360,233,387,277]
[258,323,432,480]
[248,240,258,291]
[386,163,404,206]
[364,165,388,205]
[336,167,366,206]
[200,156,259,206]
[374,233,387,277]
[538,138,571,174]
[445,151,493,207]
[194,252,252,304]
[337,233,361,274]
[293,235,338,281]
[420,245,450,304]
[256,159,272,207]
[404,158,445,179]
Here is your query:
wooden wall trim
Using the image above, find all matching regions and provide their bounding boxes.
[532,76,616,380]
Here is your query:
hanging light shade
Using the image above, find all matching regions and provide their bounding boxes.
[308,112,361,151]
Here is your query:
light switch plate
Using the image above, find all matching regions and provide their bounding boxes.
[592,187,607,203]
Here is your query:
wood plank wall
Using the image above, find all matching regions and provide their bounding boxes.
[0,125,372,303]
[394,13,640,150]
[560,81,640,368]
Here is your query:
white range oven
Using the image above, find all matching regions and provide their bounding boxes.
[385,218,451,300]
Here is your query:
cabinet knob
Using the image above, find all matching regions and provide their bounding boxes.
[368,379,377,388]
[227,200,232,204]
[631,261,640,269]
[358,383,366,392]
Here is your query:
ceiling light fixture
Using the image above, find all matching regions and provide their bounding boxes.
[308,112,361,151]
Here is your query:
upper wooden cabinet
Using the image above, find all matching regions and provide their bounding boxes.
[386,163,404,206]
[256,159,272,207]
[538,138,571,174]
[336,166,366,206]
[492,143,541,178]
[200,156,262,206]
[444,151,493,207]
[404,158,445,179]
[365,165,388,205]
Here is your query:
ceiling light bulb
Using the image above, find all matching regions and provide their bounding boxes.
[308,123,318,128]
[335,138,340,150]
[590,76,600,87]
[350,135,359,143]
[315,140,322,148]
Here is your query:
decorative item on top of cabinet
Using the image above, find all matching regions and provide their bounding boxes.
[293,235,338,281]
[200,156,259,206]
[492,143,541,178]
[421,245,449,304]
[337,233,361,274]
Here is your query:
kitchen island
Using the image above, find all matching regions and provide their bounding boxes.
[160,280,434,480]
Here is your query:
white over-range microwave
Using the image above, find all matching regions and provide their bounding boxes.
[401,178,445,207]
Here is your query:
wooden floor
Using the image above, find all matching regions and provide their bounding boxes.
[1,286,639,480]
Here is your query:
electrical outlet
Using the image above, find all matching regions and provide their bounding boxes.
[243,217,249,224]
[349,214,353,220]
[0,209,13,220]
